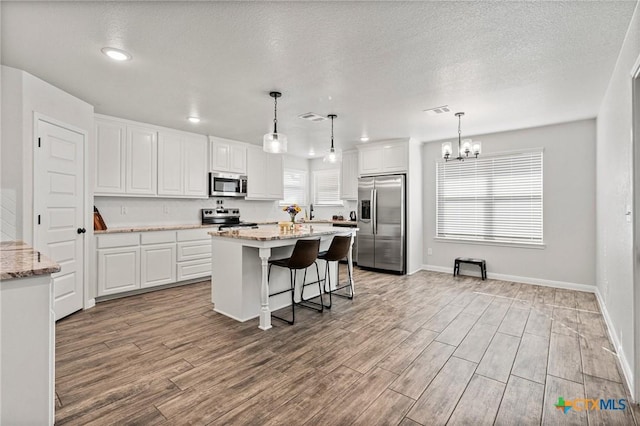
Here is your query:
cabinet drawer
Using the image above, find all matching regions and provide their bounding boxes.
[177,241,211,261]
[177,228,212,242]
[177,259,211,281]
[97,233,140,249]
[141,231,176,245]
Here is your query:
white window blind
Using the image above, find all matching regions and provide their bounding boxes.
[436,151,543,245]
[313,169,342,206]
[281,169,307,206]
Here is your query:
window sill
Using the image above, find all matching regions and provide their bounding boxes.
[434,237,546,250]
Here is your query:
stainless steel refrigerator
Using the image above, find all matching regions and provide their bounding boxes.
[357,174,406,274]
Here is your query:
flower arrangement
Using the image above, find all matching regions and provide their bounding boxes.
[283,204,302,223]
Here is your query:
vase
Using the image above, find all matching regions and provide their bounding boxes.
[289,213,297,227]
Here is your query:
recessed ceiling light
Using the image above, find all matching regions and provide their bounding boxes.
[101,47,132,61]
[360,136,370,142]
[308,150,315,157]
[188,116,201,123]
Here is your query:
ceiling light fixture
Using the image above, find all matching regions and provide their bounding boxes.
[187,116,201,123]
[323,114,342,163]
[101,47,132,61]
[360,136,370,142]
[263,91,287,154]
[442,112,481,161]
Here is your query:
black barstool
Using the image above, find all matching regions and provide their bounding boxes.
[268,238,322,325]
[318,235,354,309]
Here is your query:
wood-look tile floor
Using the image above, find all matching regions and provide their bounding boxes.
[56,269,637,425]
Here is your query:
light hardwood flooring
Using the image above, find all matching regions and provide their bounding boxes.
[56,269,637,425]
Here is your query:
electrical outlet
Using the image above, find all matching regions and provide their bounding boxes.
[121,206,127,215]
[427,248,433,255]
[163,205,169,214]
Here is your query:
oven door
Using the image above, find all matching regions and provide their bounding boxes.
[209,173,247,197]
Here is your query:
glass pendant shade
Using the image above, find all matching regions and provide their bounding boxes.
[323,147,342,163]
[442,142,453,159]
[472,141,482,156]
[263,132,288,154]
[460,139,473,157]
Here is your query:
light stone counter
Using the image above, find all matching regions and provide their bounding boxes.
[207,224,349,241]
[0,240,61,280]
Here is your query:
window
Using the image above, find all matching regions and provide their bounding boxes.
[436,150,543,245]
[313,169,342,206]
[281,169,307,206]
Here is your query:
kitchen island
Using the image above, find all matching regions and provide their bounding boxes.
[209,224,357,330]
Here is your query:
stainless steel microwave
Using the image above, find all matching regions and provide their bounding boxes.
[209,172,247,197]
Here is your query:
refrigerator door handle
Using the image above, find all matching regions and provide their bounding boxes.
[372,188,377,235]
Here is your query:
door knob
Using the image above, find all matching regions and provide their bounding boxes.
[77,228,86,234]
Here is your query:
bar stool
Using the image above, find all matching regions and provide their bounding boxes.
[318,235,354,309]
[268,238,322,325]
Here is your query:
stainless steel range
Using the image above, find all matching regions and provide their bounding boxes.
[201,208,258,230]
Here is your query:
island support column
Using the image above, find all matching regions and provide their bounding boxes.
[258,247,272,330]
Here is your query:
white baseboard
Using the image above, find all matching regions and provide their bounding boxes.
[595,288,635,400]
[421,264,596,293]
[83,298,95,310]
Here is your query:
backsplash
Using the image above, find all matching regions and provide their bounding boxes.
[94,197,357,228]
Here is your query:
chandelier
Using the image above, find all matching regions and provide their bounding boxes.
[442,112,481,161]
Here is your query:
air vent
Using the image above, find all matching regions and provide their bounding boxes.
[423,105,451,116]
[298,112,327,122]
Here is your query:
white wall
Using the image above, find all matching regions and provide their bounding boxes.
[596,2,640,397]
[423,119,596,289]
[407,139,423,274]
[1,66,94,243]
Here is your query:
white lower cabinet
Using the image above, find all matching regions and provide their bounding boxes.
[97,229,211,297]
[98,247,140,295]
[141,244,176,288]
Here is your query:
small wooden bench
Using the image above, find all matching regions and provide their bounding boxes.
[454,257,487,280]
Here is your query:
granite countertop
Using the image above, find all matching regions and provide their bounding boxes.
[208,224,357,241]
[94,220,357,234]
[0,241,61,281]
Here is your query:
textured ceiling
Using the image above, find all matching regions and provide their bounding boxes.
[1,1,636,157]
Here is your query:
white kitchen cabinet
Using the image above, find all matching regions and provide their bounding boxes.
[158,131,184,196]
[158,132,208,198]
[358,141,408,176]
[141,243,176,288]
[209,136,247,174]
[341,150,358,200]
[177,259,212,281]
[246,146,283,200]
[183,135,208,197]
[98,247,140,295]
[126,125,158,195]
[95,118,127,195]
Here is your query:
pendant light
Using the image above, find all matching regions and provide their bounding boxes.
[323,114,342,163]
[263,91,287,154]
[442,112,481,161]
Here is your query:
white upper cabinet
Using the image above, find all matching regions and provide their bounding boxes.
[157,132,184,196]
[358,140,408,176]
[246,146,283,200]
[209,136,247,174]
[95,114,207,198]
[158,131,208,198]
[95,118,127,194]
[341,150,358,200]
[126,125,158,195]
[183,135,208,197]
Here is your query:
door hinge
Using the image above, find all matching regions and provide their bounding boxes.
[38,137,41,148]
[37,214,41,225]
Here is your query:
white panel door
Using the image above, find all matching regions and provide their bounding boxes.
[34,119,85,320]
[183,136,208,197]
[382,144,408,172]
[246,147,267,198]
[94,119,126,194]
[158,132,184,196]
[359,147,383,175]
[210,139,230,172]
[126,125,157,195]
[141,244,176,288]
[229,145,247,174]
[341,151,358,200]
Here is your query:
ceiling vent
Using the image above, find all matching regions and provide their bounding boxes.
[298,112,327,122]
[423,105,451,116]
